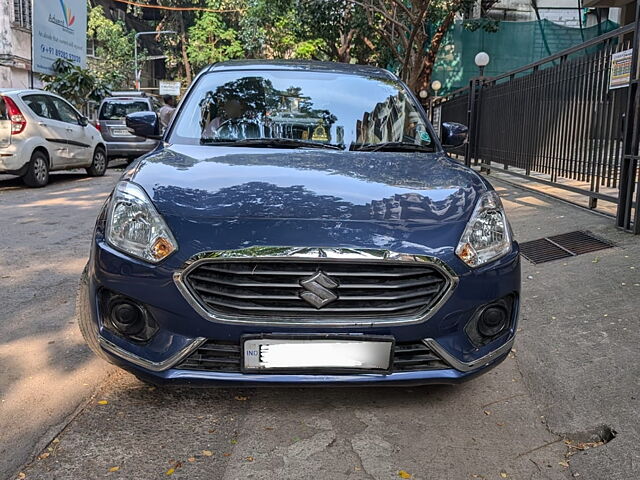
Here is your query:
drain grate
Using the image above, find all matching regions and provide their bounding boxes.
[520,230,614,264]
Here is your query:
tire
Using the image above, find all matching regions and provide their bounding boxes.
[22,150,49,187]
[77,266,114,364]
[86,147,107,177]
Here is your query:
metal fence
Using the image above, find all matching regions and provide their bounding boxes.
[434,18,640,233]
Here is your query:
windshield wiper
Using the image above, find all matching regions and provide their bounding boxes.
[350,142,434,153]
[200,138,343,150]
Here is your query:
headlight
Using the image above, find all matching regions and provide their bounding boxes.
[455,191,512,267]
[106,181,177,263]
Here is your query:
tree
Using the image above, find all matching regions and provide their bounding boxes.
[351,0,499,92]
[241,0,324,59]
[187,8,244,71]
[87,5,137,90]
[297,0,375,63]
[41,59,111,111]
[240,0,373,62]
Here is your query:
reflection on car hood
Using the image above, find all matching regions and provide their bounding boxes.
[129,145,487,224]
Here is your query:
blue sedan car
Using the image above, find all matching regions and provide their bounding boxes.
[78,60,520,386]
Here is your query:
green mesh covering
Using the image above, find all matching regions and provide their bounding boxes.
[432,19,620,95]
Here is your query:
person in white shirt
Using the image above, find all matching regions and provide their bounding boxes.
[158,95,176,129]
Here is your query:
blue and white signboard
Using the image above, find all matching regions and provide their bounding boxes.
[32,0,87,75]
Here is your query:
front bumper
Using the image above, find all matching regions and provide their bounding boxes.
[98,334,514,386]
[85,234,520,386]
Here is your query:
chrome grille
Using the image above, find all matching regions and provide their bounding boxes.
[181,259,451,323]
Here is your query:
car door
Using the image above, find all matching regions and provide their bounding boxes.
[20,94,69,166]
[46,95,92,166]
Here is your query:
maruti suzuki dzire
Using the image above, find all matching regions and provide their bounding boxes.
[78,60,520,386]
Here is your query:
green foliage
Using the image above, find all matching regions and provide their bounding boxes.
[87,5,136,90]
[241,0,372,62]
[41,59,111,110]
[463,17,500,33]
[119,0,499,92]
[187,10,244,70]
[241,1,308,58]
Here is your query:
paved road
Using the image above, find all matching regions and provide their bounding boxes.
[0,168,122,478]
[2,171,638,480]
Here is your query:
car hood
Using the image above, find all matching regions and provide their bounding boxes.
[126,145,488,263]
[130,145,487,223]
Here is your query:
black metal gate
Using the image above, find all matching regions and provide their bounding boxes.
[434,8,640,233]
[617,1,640,233]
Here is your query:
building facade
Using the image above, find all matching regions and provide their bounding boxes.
[482,0,623,26]
[0,0,36,89]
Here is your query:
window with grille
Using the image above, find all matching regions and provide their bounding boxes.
[13,0,32,29]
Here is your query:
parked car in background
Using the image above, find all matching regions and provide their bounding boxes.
[96,92,159,163]
[79,60,520,387]
[0,89,107,187]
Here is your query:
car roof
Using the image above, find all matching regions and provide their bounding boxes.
[206,60,398,81]
[102,96,151,101]
[0,88,50,96]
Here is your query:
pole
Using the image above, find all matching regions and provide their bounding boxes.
[29,0,34,89]
[134,34,139,90]
[132,31,176,91]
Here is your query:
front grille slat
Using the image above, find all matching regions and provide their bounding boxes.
[189,274,301,289]
[198,295,435,313]
[175,340,451,372]
[198,264,439,278]
[183,259,451,323]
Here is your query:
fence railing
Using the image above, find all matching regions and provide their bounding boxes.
[433,20,640,233]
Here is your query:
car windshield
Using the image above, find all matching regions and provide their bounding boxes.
[99,100,149,120]
[169,70,435,151]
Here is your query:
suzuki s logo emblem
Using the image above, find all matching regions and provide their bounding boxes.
[299,271,339,309]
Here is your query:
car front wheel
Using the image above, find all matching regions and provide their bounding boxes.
[86,147,107,177]
[22,150,49,187]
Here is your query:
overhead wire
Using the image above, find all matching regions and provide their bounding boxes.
[110,0,244,13]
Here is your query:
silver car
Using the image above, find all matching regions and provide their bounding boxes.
[96,93,159,163]
[0,89,107,187]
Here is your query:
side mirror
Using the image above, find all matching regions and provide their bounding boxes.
[125,111,161,140]
[441,122,468,149]
[78,116,89,127]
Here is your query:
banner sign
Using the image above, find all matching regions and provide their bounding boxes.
[609,49,633,90]
[32,0,87,75]
[159,81,181,96]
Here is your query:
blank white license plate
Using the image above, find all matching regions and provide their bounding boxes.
[243,338,392,371]
[111,128,132,136]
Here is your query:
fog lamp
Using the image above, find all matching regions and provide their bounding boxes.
[101,291,158,342]
[464,295,516,347]
[478,306,508,337]
[111,301,145,336]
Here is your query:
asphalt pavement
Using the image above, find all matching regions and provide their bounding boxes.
[1,167,638,480]
[0,167,121,478]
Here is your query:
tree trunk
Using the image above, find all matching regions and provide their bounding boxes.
[177,12,192,85]
[417,10,456,93]
[336,29,356,63]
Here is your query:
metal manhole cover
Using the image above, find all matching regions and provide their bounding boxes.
[519,231,614,264]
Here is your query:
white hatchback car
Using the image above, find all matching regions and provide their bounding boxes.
[0,89,107,187]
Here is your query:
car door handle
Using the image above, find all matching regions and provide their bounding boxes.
[65,128,73,132]
[38,122,48,127]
